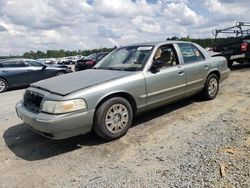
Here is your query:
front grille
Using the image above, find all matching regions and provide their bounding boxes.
[24,90,44,113]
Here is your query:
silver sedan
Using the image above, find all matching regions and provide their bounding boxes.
[16,41,230,140]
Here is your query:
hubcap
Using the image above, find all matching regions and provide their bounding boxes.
[208,78,218,97]
[0,80,6,92]
[105,104,129,134]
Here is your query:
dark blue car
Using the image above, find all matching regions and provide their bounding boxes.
[0,59,72,93]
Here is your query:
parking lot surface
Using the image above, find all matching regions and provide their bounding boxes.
[0,64,249,188]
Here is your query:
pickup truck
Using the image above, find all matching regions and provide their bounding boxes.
[213,22,250,68]
[16,41,230,140]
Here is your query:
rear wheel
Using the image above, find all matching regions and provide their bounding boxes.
[0,78,8,93]
[93,97,133,140]
[203,74,219,100]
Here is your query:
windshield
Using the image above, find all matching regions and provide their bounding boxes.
[95,45,153,71]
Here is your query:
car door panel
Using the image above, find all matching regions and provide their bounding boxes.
[143,45,187,109]
[177,43,209,97]
[183,61,209,95]
[26,67,46,83]
[25,61,56,83]
[2,63,31,86]
[144,65,186,108]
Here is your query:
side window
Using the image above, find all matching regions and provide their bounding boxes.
[154,45,179,69]
[26,60,43,67]
[178,43,205,64]
[96,54,104,61]
[96,54,107,62]
[1,61,15,68]
[2,61,26,68]
[16,60,27,67]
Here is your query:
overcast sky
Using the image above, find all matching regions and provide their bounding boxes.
[0,0,249,56]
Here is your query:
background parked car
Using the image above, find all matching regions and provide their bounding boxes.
[60,56,80,65]
[212,22,250,68]
[0,59,72,93]
[75,52,109,71]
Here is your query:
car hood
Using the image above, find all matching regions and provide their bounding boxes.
[31,69,134,96]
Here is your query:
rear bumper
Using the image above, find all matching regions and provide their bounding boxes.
[16,102,94,139]
[220,68,230,82]
[229,52,250,61]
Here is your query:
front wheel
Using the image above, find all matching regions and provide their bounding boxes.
[93,97,133,140]
[55,71,65,76]
[203,74,219,100]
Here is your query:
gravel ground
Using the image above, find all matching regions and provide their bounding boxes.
[0,64,249,188]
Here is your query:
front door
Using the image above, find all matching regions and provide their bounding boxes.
[144,44,186,109]
[25,60,54,83]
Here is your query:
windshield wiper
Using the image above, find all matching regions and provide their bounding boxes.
[122,67,140,71]
[97,67,122,71]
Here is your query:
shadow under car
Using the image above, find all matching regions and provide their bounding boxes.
[3,95,203,161]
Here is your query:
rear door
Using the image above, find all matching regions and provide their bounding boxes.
[1,60,31,86]
[177,43,209,96]
[144,44,186,108]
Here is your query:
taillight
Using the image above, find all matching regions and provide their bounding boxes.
[86,60,96,65]
[241,42,248,52]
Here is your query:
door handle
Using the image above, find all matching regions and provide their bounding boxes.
[178,70,185,75]
[27,69,32,72]
[2,70,9,72]
[204,65,209,70]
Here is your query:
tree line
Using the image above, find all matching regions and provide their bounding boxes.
[167,36,238,48]
[0,36,238,59]
[0,47,116,60]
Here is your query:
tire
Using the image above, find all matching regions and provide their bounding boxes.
[93,97,133,140]
[56,71,65,76]
[0,78,8,93]
[203,74,219,100]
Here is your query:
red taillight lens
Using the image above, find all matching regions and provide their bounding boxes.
[241,43,248,52]
[85,60,96,65]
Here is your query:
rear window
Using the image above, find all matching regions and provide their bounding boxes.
[25,60,43,67]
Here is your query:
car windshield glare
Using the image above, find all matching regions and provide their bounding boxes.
[95,46,153,71]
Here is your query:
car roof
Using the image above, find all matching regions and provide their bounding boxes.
[0,58,37,63]
[127,40,195,47]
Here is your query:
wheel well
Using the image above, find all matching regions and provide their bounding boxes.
[57,70,66,73]
[208,71,220,81]
[95,92,137,115]
[56,70,66,75]
[0,76,8,85]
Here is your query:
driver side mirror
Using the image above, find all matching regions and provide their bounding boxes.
[150,60,164,73]
[42,65,47,70]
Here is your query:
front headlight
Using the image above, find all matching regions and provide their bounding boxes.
[42,99,87,114]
